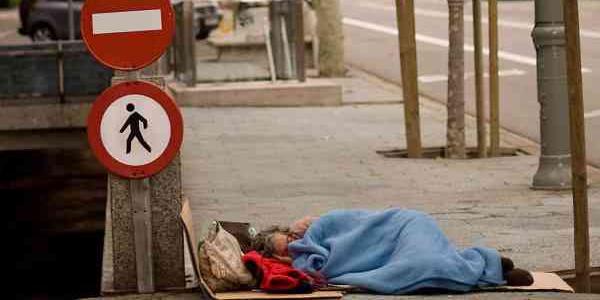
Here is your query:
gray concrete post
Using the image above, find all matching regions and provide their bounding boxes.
[108,70,185,294]
[531,0,571,190]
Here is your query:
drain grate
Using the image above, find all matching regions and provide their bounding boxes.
[376,146,530,159]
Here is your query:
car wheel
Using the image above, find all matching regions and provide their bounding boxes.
[31,24,56,42]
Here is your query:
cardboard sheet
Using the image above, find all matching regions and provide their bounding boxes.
[487,272,574,293]
[180,199,343,300]
[181,202,569,298]
[214,291,344,300]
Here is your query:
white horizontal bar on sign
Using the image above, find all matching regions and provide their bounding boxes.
[92,9,162,35]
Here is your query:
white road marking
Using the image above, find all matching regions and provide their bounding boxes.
[419,68,526,83]
[343,17,592,72]
[92,9,162,35]
[357,2,600,40]
[418,74,447,84]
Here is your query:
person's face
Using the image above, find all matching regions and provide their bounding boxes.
[272,232,292,257]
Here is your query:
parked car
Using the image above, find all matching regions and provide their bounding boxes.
[18,0,222,41]
[19,0,83,41]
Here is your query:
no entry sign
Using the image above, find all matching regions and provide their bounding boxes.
[81,0,174,70]
[88,81,183,178]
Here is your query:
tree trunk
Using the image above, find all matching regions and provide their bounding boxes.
[446,0,466,159]
[313,0,345,77]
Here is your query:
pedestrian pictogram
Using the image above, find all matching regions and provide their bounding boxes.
[88,81,183,178]
[80,0,174,70]
[121,103,152,154]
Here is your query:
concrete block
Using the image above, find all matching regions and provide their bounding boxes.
[0,103,91,130]
[169,79,342,107]
[150,155,185,290]
[107,155,185,293]
[109,174,138,292]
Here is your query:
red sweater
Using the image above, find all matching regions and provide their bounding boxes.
[242,251,313,293]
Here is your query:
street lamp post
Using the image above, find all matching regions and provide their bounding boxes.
[531,0,572,190]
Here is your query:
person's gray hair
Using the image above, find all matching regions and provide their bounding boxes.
[250,226,291,258]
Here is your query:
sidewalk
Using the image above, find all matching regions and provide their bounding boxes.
[178,67,598,298]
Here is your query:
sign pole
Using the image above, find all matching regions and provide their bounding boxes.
[131,178,154,293]
[125,71,155,293]
[68,0,74,40]
[82,0,185,293]
[563,0,591,293]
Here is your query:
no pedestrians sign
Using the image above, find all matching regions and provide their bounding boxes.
[81,0,174,70]
[87,81,183,178]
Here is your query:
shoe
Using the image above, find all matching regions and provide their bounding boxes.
[505,268,534,286]
[501,256,515,273]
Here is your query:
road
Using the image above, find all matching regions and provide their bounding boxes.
[342,0,600,167]
[3,1,600,165]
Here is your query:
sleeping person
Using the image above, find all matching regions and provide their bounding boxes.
[251,209,533,294]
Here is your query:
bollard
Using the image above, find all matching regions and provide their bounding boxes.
[531,0,571,190]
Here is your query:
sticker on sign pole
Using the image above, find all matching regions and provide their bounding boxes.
[81,0,174,70]
[88,81,183,178]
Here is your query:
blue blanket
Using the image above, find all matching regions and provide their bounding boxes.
[288,209,504,294]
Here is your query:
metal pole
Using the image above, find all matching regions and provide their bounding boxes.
[446,0,466,159]
[294,0,306,82]
[531,0,571,190]
[395,0,421,158]
[68,0,74,40]
[472,0,486,158]
[57,42,65,103]
[264,18,277,82]
[270,0,286,79]
[281,16,293,79]
[124,70,155,293]
[488,0,500,157]
[563,0,590,293]
[131,178,155,293]
[183,0,196,86]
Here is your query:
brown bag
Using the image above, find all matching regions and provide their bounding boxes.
[197,221,256,292]
[217,221,254,253]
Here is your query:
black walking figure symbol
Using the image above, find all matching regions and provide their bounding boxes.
[119,103,152,154]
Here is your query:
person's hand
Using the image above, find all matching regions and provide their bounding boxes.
[290,216,318,240]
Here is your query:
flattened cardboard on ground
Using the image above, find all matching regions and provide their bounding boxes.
[180,199,343,300]
[181,200,571,297]
[483,272,574,293]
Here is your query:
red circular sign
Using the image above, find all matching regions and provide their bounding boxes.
[88,81,183,179]
[81,0,174,70]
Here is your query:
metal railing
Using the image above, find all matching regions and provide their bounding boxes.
[0,41,112,103]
